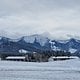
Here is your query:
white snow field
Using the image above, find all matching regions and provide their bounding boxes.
[0,58,80,80]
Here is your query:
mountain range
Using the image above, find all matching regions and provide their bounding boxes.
[0,34,80,56]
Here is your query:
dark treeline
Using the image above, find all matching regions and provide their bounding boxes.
[39,50,71,57]
[24,50,72,62]
[0,50,72,62]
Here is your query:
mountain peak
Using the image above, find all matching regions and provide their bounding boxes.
[22,34,50,46]
[69,38,76,42]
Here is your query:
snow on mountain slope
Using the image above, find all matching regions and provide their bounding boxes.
[0,34,80,54]
[58,40,69,44]
[23,34,50,46]
[49,40,55,49]
[52,46,61,51]
[0,36,2,40]
[9,39,21,42]
[69,48,77,53]
[19,49,29,53]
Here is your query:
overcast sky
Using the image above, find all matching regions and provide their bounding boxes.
[0,0,80,39]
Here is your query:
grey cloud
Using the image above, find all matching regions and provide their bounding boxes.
[0,0,80,39]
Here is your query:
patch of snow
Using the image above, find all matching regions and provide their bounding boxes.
[48,56,79,61]
[49,41,55,45]
[75,39,80,43]
[0,36,2,40]
[19,49,29,53]
[52,46,61,51]
[9,38,21,42]
[49,40,55,49]
[33,52,37,53]
[58,40,69,44]
[6,56,25,59]
[69,48,77,53]
[51,56,79,59]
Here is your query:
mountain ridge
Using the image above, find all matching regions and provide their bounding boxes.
[0,34,80,56]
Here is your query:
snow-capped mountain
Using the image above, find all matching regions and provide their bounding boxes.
[22,34,50,46]
[50,38,80,53]
[0,34,80,56]
[0,34,51,53]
